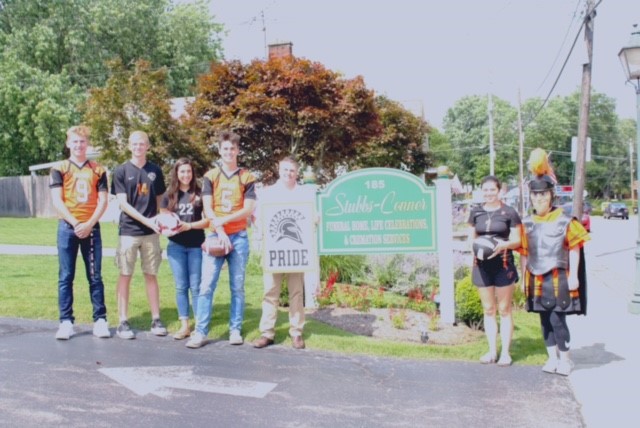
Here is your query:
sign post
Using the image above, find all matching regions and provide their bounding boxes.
[435,167,454,324]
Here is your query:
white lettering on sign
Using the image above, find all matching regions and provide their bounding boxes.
[326,221,350,231]
[326,192,426,216]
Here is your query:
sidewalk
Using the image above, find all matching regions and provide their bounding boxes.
[568,245,640,428]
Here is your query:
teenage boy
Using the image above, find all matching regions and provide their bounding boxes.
[187,131,256,348]
[50,125,110,339]
[111,130,167,339]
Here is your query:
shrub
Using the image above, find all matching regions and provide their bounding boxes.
[320,255,367,284]
[512,283,526,309]
[455,274,484,330]
[279,280,289,307]
[390,308,407,329]
[246,253,263,276]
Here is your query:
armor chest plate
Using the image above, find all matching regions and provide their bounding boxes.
[523,214,571,275]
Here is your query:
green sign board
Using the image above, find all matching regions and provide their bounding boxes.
[317,168,437,254]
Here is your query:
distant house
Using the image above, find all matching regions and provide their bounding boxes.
[170,97,194,120]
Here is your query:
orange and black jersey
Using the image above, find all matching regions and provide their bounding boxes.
[202,166,256,235]
[49,159,108,223]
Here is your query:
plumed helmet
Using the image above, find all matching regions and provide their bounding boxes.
[529,175,556,192]
[527,148,556,194]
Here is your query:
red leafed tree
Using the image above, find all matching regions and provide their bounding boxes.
[186,57,382,183]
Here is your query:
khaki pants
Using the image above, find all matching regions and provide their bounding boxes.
[259,272,305,339]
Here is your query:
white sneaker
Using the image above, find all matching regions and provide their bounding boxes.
[542,358,558,374]
[55,320,75,340]
[93,318,111,338]
[186,332,206,349]
[556,359,574,376]
[229,330,243,345]
[116,320,135,340]
[150,318,168,336]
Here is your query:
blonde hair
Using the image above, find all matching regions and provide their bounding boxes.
[129,130,150,144]
[66,125,90,141]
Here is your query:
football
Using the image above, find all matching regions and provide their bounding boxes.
[201,236,233,257]
[154,212,181,236]
[473,236,499,260]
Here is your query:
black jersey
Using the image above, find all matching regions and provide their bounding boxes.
[468,203,521,240]
[160,190,205,248]
[112,160,166,236]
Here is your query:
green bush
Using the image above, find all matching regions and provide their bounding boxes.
[320,255,367,283]
[373,254,404,288]
[512,284,526,309]
[455,274,484,330]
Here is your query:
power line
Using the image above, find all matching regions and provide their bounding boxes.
[524,0,603,128]
[535,0,584,93]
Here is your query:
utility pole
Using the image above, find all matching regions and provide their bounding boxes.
[630,140,635,208]
[573,0,596,219]
[488,93,495,176]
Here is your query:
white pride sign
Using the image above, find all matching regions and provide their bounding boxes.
[260,200,317,273]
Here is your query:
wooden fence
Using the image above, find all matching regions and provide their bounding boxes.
[0,175,120,220]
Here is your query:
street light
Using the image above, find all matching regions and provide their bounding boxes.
[619,24,640,314]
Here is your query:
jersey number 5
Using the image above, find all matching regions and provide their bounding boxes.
[220,190,233,212]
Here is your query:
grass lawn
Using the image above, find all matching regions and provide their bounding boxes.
[0,217,548,364]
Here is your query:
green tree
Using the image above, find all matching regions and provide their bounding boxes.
[0,55,82,175]
[356,96,432,174]
[82,59,208,174]
[523,90,626,198]
[0,0,223,175]
[442,95,518,186]
[187,57,381,183]
[0,0,222,94]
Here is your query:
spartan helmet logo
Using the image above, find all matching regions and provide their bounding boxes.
[269,209,305,244]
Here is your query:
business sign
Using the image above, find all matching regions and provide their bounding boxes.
[261,200,317,273]
[556,185,573,197]
[317,168,437,254]
[571,136,591,162]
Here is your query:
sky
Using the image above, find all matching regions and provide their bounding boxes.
[207,0,637,130]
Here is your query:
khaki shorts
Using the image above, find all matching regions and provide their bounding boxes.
[115,234,162,276]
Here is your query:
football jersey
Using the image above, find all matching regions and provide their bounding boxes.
[111,160,166,236]
[202,166,256,235]
[160,190,205,248]
[49,159,108,223]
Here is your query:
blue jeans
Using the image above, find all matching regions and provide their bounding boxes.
[195,230,249,335]
[57,220,107,322]
[167,241,202,320]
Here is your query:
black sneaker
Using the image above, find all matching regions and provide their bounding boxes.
[151,319,168,336]
[116,320,135,340]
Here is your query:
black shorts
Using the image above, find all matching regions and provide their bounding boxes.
[472,252,519,287]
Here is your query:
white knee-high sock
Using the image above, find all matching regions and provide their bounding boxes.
[500,315,513,356]
[546,346,559,361]
[484,315,498,356]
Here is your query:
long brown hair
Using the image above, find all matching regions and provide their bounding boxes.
[166,158,201,212]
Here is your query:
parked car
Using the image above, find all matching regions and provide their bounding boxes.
[603,202,629,220]
[561,202,591,232]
